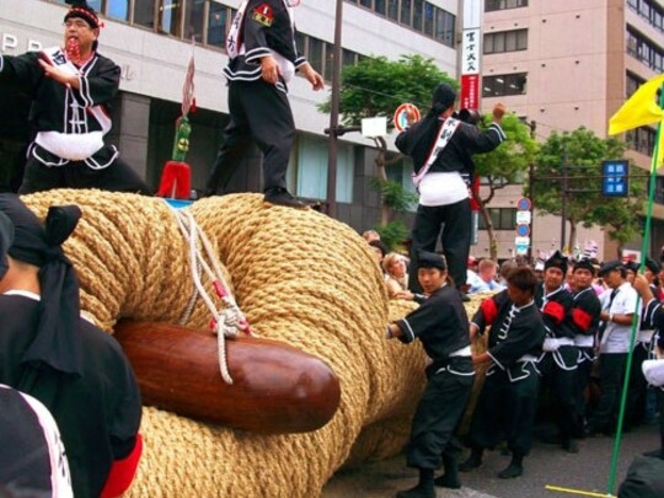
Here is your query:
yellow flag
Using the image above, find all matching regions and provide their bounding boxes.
[608,74,664,135]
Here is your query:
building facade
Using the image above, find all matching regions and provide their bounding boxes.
[0,0,459,235]
[480,0,664,261]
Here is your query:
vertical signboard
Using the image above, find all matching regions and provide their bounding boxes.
[461,0,482,111]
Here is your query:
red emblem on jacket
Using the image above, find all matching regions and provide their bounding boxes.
[252,3,275,26]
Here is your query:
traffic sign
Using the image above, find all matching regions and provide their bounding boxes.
[516,211,532,225]
[515,236,530,246]
[393,103,420,132]
[516,224,531,237]
[602,160,628,197]
[517,197,532,211]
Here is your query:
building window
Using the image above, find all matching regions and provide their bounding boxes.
[626,72,645,98]
[626,127,656,157]
[482,73,527,97]
[183,0,205,42]
[296,135,354,203]
[484,29,528,54]
[207,3,229,48]
[626,27,664,72]
[107,0,129,21]
[485,0,528,12]
[478,208,517,230]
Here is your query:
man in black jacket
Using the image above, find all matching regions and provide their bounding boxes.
[205,0,324,208]
[395,84,506,298]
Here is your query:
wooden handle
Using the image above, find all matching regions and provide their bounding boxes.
[114,320,341,434]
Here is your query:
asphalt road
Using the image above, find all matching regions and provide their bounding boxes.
[322,422,660,498]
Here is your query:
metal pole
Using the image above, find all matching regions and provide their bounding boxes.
[528,120,536,262]
[326,0,343,218]
[560,154,568,252]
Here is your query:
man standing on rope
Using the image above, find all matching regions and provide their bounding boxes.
[386,251,475,498]
[395,84,506,300]
[0,0,151,195]
[0,194,143,498]
[204,0,324,208]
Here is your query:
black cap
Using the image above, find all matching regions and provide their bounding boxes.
[645,257,661,275]
[545,250,568,274]
[624,260,639,273]
[598,259,624,277]
[573,258,596,276]
[64,0,100,29]
[431,83,457,110]
[416,251,446,271]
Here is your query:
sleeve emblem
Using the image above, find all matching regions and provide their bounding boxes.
[252,3,275,27]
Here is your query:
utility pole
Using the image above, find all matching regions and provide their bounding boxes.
[561,153,568,253]
[528,120,536,262]
[325,0,343,218]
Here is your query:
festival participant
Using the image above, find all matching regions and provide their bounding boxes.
[0,194,142,498]
[204,0,324,208]
[386,251,475,498]
[535,251,581,453]
[0,0,151,195]
[586,260,639,436]
[569,259,602,433]
[395,83,506,299]
[460,266,545,479]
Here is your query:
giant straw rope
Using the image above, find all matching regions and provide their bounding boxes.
[22,189,486,497]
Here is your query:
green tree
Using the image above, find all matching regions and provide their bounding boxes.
[318,54,454,232]
[532,127,644,254]
[473,115,539,260]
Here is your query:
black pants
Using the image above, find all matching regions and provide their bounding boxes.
[627,342,650,426]
[407,357,475,469]
[539,347,581,439]
[575,347,595,423]
[18,149,151,195]
[206,79,295,194]
[468,362,540,456]
[408,198,471,293]
[591,352,627,431]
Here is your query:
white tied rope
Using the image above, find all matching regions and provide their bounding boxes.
[169,205,253,384]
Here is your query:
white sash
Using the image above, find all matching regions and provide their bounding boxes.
[227,1,250,59]
[412,117,461,186]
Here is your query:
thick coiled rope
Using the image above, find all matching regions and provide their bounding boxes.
[21,190,485,497]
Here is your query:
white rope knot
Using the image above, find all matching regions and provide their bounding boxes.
[168,203,253,384]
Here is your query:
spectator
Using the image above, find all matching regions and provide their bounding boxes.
[468,259,504,294]
[362,230,381,243]
[383,252,409,298]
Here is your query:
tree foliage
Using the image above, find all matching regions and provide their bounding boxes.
[531,127,644,253]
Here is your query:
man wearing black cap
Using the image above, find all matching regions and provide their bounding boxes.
[0,0,151,195]
[395,83,506,301]
[460,266,545,479]
[569,259,602,432]
[204,0,324,208]
[586,259,639,436]
[386,251,474,498]
[534,251,581,452]
[0,194,142,498]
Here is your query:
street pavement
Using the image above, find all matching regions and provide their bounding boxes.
[322,422,660,498]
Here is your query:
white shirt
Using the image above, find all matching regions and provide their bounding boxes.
[599,282,639,354]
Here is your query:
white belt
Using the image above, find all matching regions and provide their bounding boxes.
[543,337,575,352]
[574,335,594,348]
[449,345,472,357]
[36,130,104,162]
[638,329,655,344]
[517,354,538,362]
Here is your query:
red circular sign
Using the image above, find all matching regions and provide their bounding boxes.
[517,197,532,211]
[393,103,420,132]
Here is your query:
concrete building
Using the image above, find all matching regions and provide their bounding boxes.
[480,0,664,261]
[0,0,459,235]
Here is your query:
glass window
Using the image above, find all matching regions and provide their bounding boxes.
[387,0,399,21]
[184,0,205,42]
[342,48,356,67]
[435,10,454,47]
[107,0,129,21]
[360,0,373,8]
[400,0,412,26]
[295,31,306,57]
[375,0,386,16]
[159,0,182,36]
[323,42,334,82]
[482,73,528,97]
[208,3,228,48]
[413,0,424,31]
[423,2,434,36]
[296,136,354,203]
[307,38,324,77]
[134,1,156,29]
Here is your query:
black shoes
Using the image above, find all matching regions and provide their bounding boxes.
[562,438,579,454]
[433,473,461,489]
[459,453,482,472]
[498,461,523,479]
[263,187,308,209]
[395,484,435,498]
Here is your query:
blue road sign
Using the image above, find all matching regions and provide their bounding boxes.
[602,160,628,197]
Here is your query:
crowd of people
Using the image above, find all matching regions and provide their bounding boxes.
[366,227,664,498]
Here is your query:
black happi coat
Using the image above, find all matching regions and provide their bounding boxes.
[570,287,602,338]
[224,0,305,82]
[395,284,470,362]
[395,114,504,178]
[472,289,545,373]
[0,295,141,498]
[535,284,575,340]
